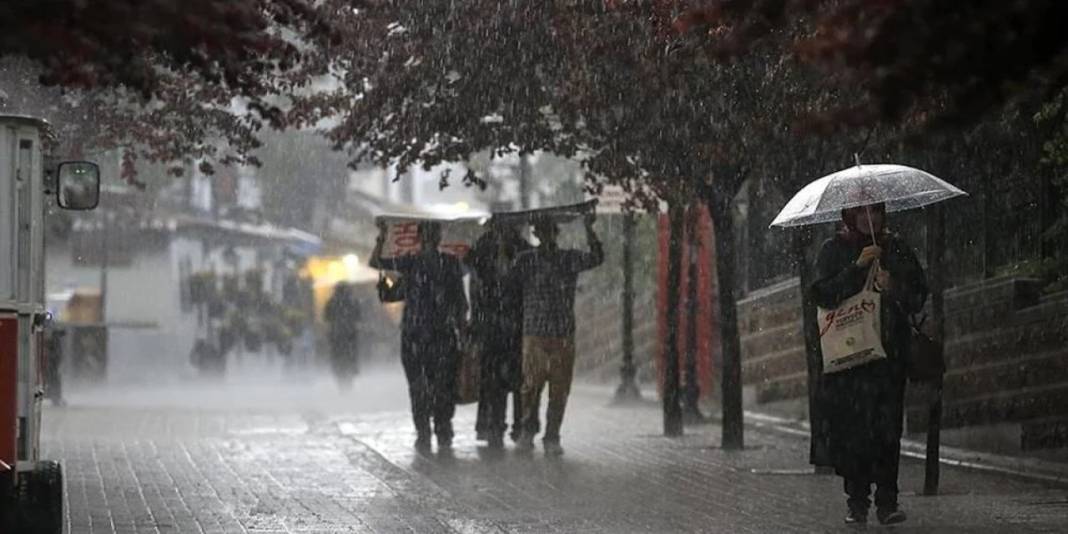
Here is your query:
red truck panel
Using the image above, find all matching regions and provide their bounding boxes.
[0,315,17,470]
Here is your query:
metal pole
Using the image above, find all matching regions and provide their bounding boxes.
[663,204,685,436]
[614,212,642,402]
[99,212,109,322]
[924,205,946,495]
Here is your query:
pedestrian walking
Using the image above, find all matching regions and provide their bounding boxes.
[371,221,468,454]
[811,202,928,526]
[465,222,534,449]
[44,328,66,406]
[324,282,361,389]
[513,212,603,456]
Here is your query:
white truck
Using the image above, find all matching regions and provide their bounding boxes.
[0,114,100,533]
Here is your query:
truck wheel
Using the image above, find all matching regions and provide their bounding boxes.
[18,461,63,534]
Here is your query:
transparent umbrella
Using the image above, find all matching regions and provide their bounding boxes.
[770,164,967,228]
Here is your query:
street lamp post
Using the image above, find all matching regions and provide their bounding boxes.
[924,205,946,495]
[98,211,110,322]
[682,204,705,423]
[614,212,642,402]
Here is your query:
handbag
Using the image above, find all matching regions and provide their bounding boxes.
[905,314,946,383]
[376,272,406,303]
[818,265,887,374]
[455,328,480,404]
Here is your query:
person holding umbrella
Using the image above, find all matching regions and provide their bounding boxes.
[811,202,927,525]
[371,220,468,454]
[772,162,965,525]
[513,211,604,456]
[465,221,533,449]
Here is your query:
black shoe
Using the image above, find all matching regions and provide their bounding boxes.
[487,433,505,450]
[845,508,868,525]
[476,430,489,442]
[876,508,906,525]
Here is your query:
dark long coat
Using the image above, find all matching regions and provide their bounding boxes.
[465,232,531,389]
[810,231,928,481]
[325,285,360,360]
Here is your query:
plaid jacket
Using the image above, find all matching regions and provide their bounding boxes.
[514,244,604,338]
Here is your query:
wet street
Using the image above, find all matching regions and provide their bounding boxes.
[43,361,1068,534]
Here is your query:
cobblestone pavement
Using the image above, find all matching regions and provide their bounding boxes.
[42,365,1068,534]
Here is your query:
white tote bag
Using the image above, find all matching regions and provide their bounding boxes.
[818,265,886,374]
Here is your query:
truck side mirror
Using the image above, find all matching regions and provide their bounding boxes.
[56,161,100,210]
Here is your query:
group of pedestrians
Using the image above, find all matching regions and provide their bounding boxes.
[369,213,603,456]
[336,198,926,523]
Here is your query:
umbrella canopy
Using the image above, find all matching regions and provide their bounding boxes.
[490,199,598,225]
[770,164,967,228]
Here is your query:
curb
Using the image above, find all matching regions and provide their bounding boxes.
[744,410,1068,489]
[574,382,1068,489]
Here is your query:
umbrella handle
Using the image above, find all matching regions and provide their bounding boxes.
[864,204,878,247]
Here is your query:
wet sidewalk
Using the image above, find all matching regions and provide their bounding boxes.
[42,371,1068,533]
[337,387,1068,533]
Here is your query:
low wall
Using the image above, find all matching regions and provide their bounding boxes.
[737,279,807,406]
[736,274,1068,455]
[909,280,1068,454]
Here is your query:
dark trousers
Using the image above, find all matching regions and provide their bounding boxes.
[476,385,538,440]
[329,336,359,379]
[479,385,539,438]
[401,335,456,441]
[475,333,538,439]
[478,383,510,436]
[843,449,901,511]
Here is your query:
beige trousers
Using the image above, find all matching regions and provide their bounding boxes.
[520,336,575,442]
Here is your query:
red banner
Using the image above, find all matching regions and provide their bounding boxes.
[374,215,486,260]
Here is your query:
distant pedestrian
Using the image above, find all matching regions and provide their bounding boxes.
[371,221,468,453]
[45,328,66,406]
[811,203,928,526]
[465,222,534,449]
[513,212,603,456]
[324,282,361,389]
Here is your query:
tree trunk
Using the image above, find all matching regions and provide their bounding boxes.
[663,204,685,436]
[706,194,743,450]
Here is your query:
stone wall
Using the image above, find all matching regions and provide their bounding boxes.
[736,274,1068,455]
[737,279,807,406]
[909,279,1068,453]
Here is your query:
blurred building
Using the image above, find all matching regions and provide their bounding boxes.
[45,155,322,384]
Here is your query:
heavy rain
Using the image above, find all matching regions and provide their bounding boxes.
[1,2,1067,533]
